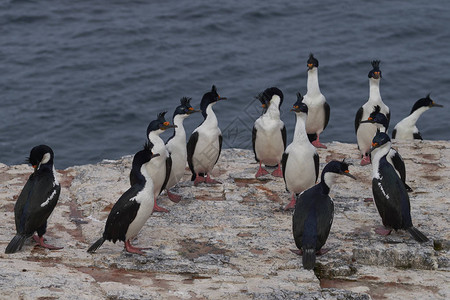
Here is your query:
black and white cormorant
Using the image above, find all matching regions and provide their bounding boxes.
[302,53,330,149]
[88,142,160,255]
[164,97,200,201]
[252,87,286,178]
[5,145,62,254]
[143,112,177,213]
[187,85,227,185]
[292,160,356,270]
[355,60,390,166]
[392,94,443,140]
[282,93,319,210]
[360,106,412,192]
[368,132,429,243]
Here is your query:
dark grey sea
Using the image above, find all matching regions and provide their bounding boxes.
[1,0,449,168]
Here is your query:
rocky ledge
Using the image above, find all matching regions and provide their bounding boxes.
[0,140,449,299]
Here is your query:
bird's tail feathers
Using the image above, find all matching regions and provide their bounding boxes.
[5,234,28,254]
[407,227,429,243]
[302,248,316,270]
[87,237,106,253]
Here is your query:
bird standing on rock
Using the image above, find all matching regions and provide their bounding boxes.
[282,93,319,210]
[88,142,160,255]
[368,132,429,243]
[292,160,356,270]
[392,94,443,140]
[5,145,62,254]
[143,112,177,213]
[187,85,227,185]
[355,60,390,166]
[164,97,201,201]
[360,106,412,192]
[252,87,286,178]
[302,53,330,149]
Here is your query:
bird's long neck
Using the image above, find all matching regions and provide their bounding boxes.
[402,106,429,127]
[368,78,381,102]
[307,68,321,96]
[319,172,335,195]
[371,143,391,179]
[202,103,218,128]
[293,113,309,144]
[265,97,281,120]
[172,115,187,142]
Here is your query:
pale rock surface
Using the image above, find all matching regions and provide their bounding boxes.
[0,140,448,299]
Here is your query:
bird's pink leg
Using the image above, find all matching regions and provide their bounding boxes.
[33,235,63,250]
[255,162,269,178]
[360,154,371,166]
[284,193,296,210]
[194,174,205,186]
[153,198,169,213]
[124,240,147,255]
[205,173,221,184]
[271,164,283,178]
[311,134,327,149]
[375,226,392,236]
[290,249,303,256]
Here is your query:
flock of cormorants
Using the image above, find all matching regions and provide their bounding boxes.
[5,54,441,270]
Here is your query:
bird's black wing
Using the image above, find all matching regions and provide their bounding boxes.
[313,153,319,182]
[186,131,198,180]
[292,186,317,250]
[215,134,223,165]
[281,152,288,190]
[354,107,363,134]
[413,132,423,140]
[103,185,141,243]
[14,172,60,236]
[316,195,334,251]
[281,124,287,150]
[386,111,391,129]
[252,125,258,162]
[323,102,330,131]
[391,150,406,184]
[160,154,172,194]
[391,129,397,139]
[372,159,412,230]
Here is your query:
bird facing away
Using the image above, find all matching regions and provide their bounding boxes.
[292,160,356,270]
[355,60,390,166]
[187,85,227,185]
[392,94,443,140]
[360,106,412,192]
[143,111,177,213]
[302,53,330,149]
[282,93,319,210]
[368,132,429,243]
[88,142,160,255]
[252,87,287,178]
[165,97,201,201]
[5,145,62,254]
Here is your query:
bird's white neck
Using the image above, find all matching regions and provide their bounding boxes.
[148,131,165,151]
[307,68,321,96]
[292,113,309,144]
[371,143,391,179]
[172,114,187,141]
[203,103,218,128]
[265,96,281,119]
[368,78,382,102]
[401,106,429,127]
[323,172,338,190]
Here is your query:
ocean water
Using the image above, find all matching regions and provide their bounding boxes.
[1,0,449,168]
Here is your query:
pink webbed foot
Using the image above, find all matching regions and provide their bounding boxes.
[194,174,205,186]
[205,174,221,184]
[311,137,327,149]
[124,240,148,255]
[284,194,296,210]
[316,248,330,256]
[360,155,371,166]
[167,190,182,203]
[364,198,374,202]
[290,249,303,256]
[33,235,63,250]
[255,163,269,178]
[375,226,392,236]
[153,200,169,213]
[271,164,283,178]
